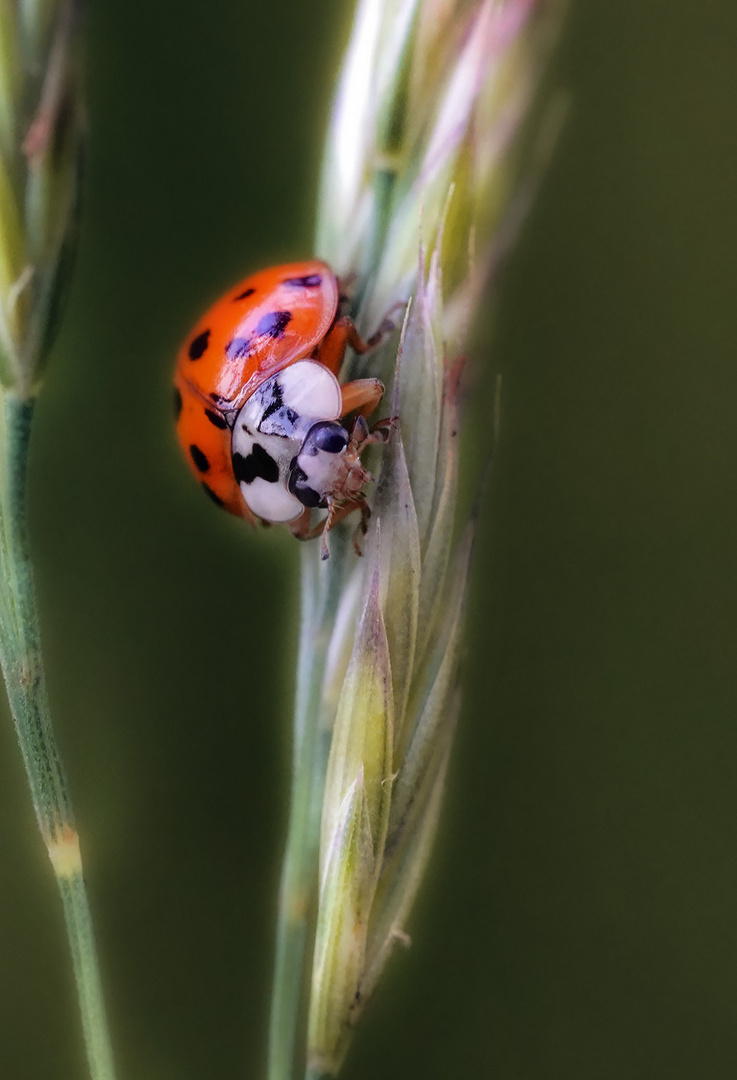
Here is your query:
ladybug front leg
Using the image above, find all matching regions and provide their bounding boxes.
[347,410,396,448]
[313,314,397,375]
[296,496,370,560]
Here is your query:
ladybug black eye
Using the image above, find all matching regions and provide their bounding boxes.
[306,422,348,455]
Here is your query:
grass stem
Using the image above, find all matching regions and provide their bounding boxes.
[269,542,351,1080]
[0,392,117,1080]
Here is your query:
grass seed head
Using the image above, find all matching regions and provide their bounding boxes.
[296,0,564,1073]
[0,0,82,397]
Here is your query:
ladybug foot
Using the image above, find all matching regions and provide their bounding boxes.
[317,497,369,561]
[336,272,358,309]
[365,300,407,350]
[351,500,371,558]
[350,413,396,451]
[316,497,371,561]
[369,415,397,443]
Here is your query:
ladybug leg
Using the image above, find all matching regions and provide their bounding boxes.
[303,500,342,560]
[319,502,339,560]
[313,312,399,375]
[340,377,385,421]
[348,411,395,448]
[293,496,368,560]
[289,503,330,557]
[322,494,371,558]
[350,497,372,557]
[288,507,313,542]
[336,272,357,312]
[319,498,370,560]
[312,317,359,375]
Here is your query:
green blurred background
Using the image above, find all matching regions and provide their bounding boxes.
[1,1,737,1077]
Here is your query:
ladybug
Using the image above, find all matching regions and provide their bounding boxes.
[174,260,392,557]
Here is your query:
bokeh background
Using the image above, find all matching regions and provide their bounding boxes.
[1,1,736,1077]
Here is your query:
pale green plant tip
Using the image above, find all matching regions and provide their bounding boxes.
[321,572,394,868]
[309,768,375,1076]
[391,529,473,826]
[362,691,459,1001]
[393,258,444,548]
[368,429,421,732]
[316,0,421,280]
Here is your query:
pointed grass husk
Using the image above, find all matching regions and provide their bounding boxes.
[0,4,117,1079]
[304,257,471,1078]
[269,1,564,1078]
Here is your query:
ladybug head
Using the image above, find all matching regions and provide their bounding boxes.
[288,421,355,509]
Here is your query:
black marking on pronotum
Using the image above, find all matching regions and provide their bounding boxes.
[234,287,256,300]
[201,483,223,507]
[188,329,210,360]
[260,379,284,425]
[283,274,322,288]
[173,388,183,419]
[255,310,292,339]
[233,444,279,485]
[205,408,228,430]
[189,444,210,473]
[286,407,298,425]
[288,462,322,508]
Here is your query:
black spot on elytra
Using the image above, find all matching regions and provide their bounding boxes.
[201,483,223,507]
[173,388,182,419]
[234,287,256,300]
[283,274,322,288]
[205,408,228,430]
[233,444,279,485]
[226,310,292,361]
[255,310,292,338]
[189,444,210,473]
[226,337,252,361]
[188,329,210,360]
[209,391,230,407]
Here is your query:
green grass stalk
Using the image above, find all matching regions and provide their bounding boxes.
[269,540,353,1080]
[0,392,117,1080]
